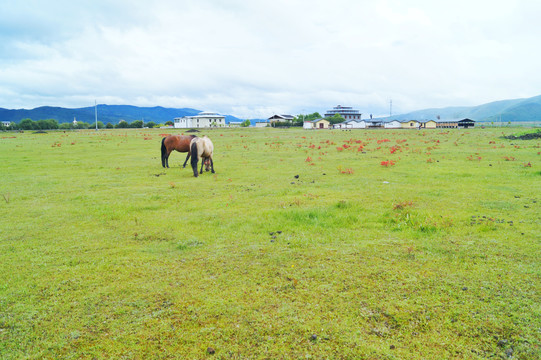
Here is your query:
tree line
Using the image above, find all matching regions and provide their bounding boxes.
[0,118,162,130]
[1,113,347,130]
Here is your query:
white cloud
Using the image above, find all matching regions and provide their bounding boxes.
[1,0,541,118]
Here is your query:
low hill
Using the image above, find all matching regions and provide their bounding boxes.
[0,105,242,125]
[382,95,541,122]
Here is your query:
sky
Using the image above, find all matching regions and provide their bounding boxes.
[1,0,541,119]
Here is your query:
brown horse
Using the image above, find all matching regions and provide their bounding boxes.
[161,134,196,168]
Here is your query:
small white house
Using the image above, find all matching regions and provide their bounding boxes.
[1,121,11,127]
[174,111,225,128]
[335,119,368,129]
[349,120,367,129]
[255,121,269,128]
[384,120,402,129]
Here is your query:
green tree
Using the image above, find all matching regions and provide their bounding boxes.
[76,122,90,129]
[164,121,174,126]
[19,119,36,130]
[327,113,345,125]
[241,119,251,127]
[116,120,129,128]
[36,119,59,130]
[130,120,143,128]
[105,123,114,129]
[145,121,156,128]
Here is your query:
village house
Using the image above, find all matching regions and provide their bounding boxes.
[268,114,295,125]
[422,120,438,129]
[384,120,402,129]
[401,120,421,129]
[255,121,269,128]
[174,111,225,128]
[436,118,475,129]
[334,119,368,129]
[304,118,330,129]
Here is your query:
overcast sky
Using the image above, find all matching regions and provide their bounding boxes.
[1,0,540,118]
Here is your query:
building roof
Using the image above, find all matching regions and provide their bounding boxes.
[310,118,328,123]
[268,114,295,121]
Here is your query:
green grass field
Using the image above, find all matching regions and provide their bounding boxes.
[1,127,540,359]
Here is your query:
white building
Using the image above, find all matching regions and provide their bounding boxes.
[324,105,362,120]
[1,121,11,127]
[255,121,269,128]
[384,120,402,129]
[334,119,368,129]
[174,111,226,128]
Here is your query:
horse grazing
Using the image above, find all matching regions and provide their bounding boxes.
[190,136,215,177]
[161,135,196,168]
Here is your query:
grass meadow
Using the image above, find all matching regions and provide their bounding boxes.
[0,126,540,359]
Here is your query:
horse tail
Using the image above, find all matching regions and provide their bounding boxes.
[190,140,198,169]
[161,137,167,167]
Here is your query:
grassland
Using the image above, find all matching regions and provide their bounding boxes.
[0,127,540,359]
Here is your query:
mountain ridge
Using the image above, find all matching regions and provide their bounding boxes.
[382,95,541,122]
[0,105,243,125]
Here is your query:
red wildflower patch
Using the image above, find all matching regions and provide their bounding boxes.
[381,160,396,167]
[393,201,414,210]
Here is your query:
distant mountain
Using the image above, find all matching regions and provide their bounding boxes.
[381,95,541,122]
[0,105,243,124]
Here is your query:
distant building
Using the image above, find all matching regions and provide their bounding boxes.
[304,118,330,129]
[255,121,269,128]
[401,120,421,129]
[436,118,475,129]
[335,119,367,129]
[268,114,295,124]
[1,121,11,127]
[174,111,225,128]
[384,120,402,129]
[228,121,242,127]
[422,120,437,129]
[324,105,362,120]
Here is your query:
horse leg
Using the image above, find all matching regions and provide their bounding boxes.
[210,157,215,173]
[192,159,199,177]
[200,158,205,174]
[182,152,190,168]
[163,149,172,168]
